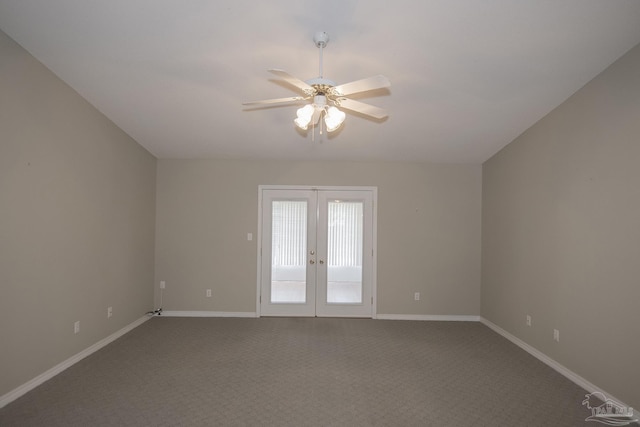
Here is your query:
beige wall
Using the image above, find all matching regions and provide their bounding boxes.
[0,30,156,396]
[482,43,640,408]
[155,159,481,316]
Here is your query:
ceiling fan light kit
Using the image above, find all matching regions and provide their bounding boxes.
[294,104,315,130]
[324,106,346,132]
[243,31,390,137]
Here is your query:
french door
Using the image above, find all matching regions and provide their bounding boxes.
[258,187,375,317]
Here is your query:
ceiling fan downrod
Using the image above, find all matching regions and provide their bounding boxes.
[314,31,329,79]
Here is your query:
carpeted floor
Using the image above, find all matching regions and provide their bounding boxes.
[0,317,612,426]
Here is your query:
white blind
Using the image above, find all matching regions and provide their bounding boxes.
[328,201,363,267]
[271,201,307,267]
[271,200,363,268]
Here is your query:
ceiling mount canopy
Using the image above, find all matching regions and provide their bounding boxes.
[243,31,390,137]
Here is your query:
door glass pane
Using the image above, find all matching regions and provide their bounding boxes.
[327,200,363,303]
[271,201,307,303]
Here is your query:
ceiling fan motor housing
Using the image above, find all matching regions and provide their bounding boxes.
[305,78,337,95]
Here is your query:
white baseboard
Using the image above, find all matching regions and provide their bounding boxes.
[376,314,481,322]
[0,315,150,409]
[161,311,257,318]
[480,317,632,410]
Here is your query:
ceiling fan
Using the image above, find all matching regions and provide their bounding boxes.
[243,31,391,134]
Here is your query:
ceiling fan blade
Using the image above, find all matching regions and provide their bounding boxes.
[242,96,308,106]
[268,69,316,95]
[336,98,388,120]
[330,75,391,97]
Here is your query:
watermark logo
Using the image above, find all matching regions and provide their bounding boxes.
[582,392,637,426]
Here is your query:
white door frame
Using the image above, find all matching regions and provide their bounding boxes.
[256,185,378,318]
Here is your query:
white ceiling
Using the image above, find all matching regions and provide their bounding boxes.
[2,1,640,163]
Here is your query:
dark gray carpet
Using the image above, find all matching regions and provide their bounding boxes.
[0,317,604,426]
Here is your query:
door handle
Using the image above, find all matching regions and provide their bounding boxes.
[319,260,324,265]
[309,259,315,264]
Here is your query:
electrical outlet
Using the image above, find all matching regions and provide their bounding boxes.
[74,321,80,334]
[414,292,420,301]
[526,315,532,327]
[553,329,560,342]
[206,289,212,298]
[107,306,113,318]
[160,281,166,289]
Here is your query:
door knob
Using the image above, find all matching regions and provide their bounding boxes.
[310,250,315,255]
[319,260,324,264]
[309,259,315,264]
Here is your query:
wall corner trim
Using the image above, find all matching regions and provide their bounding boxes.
[480,317,632,409]
[0,315,150,409]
